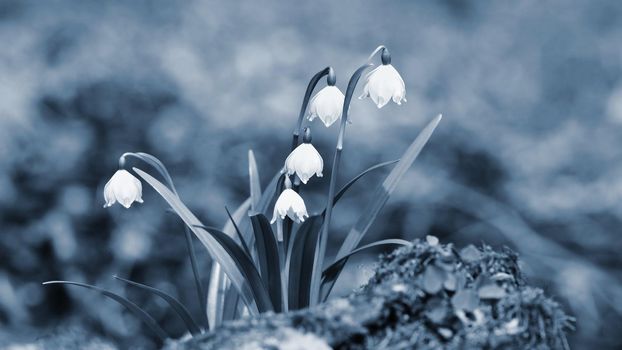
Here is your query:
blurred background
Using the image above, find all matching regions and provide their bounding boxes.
[0,0,621,348]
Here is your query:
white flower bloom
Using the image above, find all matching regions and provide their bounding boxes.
[271,188,308,224]
[103,170,144,209]
[284,143,323,184]
[308,85,345,127]
[359,64,406,108]
[271,186,309,241]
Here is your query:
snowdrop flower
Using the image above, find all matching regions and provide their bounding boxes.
[308,70,344,127]
[284,128,323,184]
[359,47,406,108]
[103,169,144,208]
[271,177,308,240]
[271,187,308,224]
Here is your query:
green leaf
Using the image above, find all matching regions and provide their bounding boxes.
[207,197,251,329]
[208,170,285,325]
[255,171,285,216]
[287,215,324,310]
[250,214,282,312]
[225,206,253,259]
[248,150,262,212]
[123,152,177,193]
[113,276,202,336]
[195,225,274,313]
[43,281,168,341]
[309,63,373,307]
[336,115,442,260]
[134,167,260,315]
[330,159,399,210]
[123,153,207,328]
[320,239,410,301]
[322,115,441,298]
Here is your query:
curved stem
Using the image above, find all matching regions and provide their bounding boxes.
[120,152,177,194]
[118,152,208,328]
[292,66,331,151]
[309,63,372,305]
[367,45,386,63]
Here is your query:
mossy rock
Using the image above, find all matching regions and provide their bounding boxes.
[167,239,573,349]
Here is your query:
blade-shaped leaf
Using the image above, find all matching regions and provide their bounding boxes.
[308,63,374,307]
[320,239,411,301]
[249,150,262,212]
[113,276,202,336]
[325,115,441,298]
[123,152,177,193]
[329,159,399,212]
[225,206,253,259]
[196,225,274,313]
[255,171,285,216]
[250,214,282,312]
[43,281,169,341]
[208,197,251,328]
[280,160,396,310]
[336,115,442,260]
[123,153,206,328]
[134,167,260,315]
[210,169,284,326]
[287,215,324,310]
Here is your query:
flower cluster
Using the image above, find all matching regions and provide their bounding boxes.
[269,46,406,241]
[48,45,420,339]
[101,45,406,242]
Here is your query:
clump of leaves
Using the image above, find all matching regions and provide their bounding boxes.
[44,45,442,345]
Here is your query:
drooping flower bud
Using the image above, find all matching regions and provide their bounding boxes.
[359,47,406,108]
[103,169,144,208]
[284,128,323,184]
[308,79,345,128]
[271,177,309,240]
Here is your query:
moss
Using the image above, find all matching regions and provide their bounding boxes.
[168,239,573,350]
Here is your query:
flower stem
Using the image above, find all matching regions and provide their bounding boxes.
[309,63,372,305]
[119,152,208,328]
[279,240,289,312]
[287,67,330,260]
[291,66,332,151]
[367,45,387,62]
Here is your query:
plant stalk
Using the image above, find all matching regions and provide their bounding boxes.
[119,152,208,328]
[279,240,289,311]
[309,63,372,305]
[291,66,332,151]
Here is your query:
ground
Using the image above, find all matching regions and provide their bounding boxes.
[166,238,573,350]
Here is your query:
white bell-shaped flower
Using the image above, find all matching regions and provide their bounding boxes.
[359,64,406,108]
[271,188,309,224]
[308,85,345,127]
[284,131,323,184]
[271,177,309,241]
[103,169,144,208]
